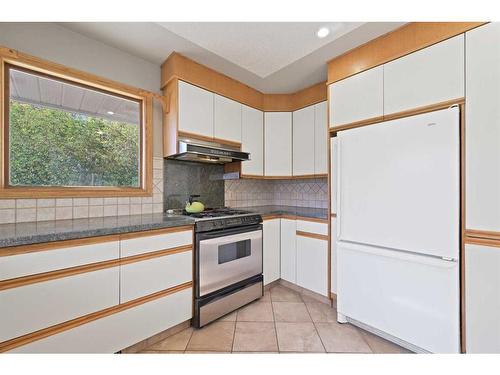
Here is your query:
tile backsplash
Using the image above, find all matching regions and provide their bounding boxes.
[225,178,328,208]
[0,157,164,224]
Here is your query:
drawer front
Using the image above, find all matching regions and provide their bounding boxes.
[120,230,192,257]
[0,240,119,281]
[0,267,119,343]
[10,288,192,353]
[120,251,192,303]
[296,220,328,236]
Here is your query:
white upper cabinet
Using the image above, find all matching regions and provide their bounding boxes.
[329,65,383,127]
[264,112,292,176]
[384,35,465,114]
[466,23,500,231]
[330,137,338,214]
[314,101,328,174]
[293,106,315,176]
[178,80,214,138]
[214,94,242,143]
[241,105,264,176]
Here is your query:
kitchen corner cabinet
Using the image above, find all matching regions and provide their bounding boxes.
[214,94,242,143]
[384,34,464,115]
[465,22,500,231]
[280,218,297,283]
[264,112,292,176]
[178,80,214,138]
[293,106,315,176]
[241,105,264,176]
[329,65,383,127]
[314,101,328,174]
[263,219,281,285]
[465,244,500,353]
[296,220,328,296]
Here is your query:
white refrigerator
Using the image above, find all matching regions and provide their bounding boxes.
[335,107,460,353]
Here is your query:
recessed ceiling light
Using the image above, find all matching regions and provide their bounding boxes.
[316,27,330,39]
[107,111,115,115]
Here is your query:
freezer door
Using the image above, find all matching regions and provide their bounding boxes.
[337,107,460,259]
[337,241,460,353]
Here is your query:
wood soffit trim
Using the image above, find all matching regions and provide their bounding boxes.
[161,53,327,112]
[0,281,193,352]
[326,22,486,84]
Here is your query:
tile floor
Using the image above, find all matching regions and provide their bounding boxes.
[139,285,411,354]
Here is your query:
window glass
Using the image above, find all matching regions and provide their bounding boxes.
[7,66,141,187]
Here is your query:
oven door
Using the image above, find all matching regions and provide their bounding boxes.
[197,225,263,297]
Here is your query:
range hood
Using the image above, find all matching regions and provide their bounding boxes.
[167,137,250,164]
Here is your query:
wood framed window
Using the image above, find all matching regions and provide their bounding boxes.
[0,46,153,197]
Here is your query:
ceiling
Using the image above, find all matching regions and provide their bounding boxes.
[59,22,406,93]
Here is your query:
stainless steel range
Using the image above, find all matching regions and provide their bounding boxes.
[184,208,263,328]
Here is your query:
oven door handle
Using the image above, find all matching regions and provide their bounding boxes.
[197,224,262,240]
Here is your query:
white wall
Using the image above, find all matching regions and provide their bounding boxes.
[0,22,163,156]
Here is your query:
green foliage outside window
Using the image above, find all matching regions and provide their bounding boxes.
[9,101,140,187]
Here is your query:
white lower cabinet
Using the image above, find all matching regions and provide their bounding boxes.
[331,217,337,295]
[10,288,192,353]
[0,267,119,343]
[466,244,500,353]
[280,219,297,283]
[263,219,281,285]
[296,234,328,296]
[120,251,192,303]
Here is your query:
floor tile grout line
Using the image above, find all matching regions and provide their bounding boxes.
[269,288,281,353]
[304,300,328,353]
[183,326,195,353]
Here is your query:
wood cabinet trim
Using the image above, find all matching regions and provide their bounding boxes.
[329,98,464,134]
[119,226,193,240]
[0,245,193,291]
[296,231,329,241]
[262,214,328,223]
[0,235,120,257]
[465,229,500,242]
[327,22,486,85]
[0,281,193,353]
[464,236,500,249]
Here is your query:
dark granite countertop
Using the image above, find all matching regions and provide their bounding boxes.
[0,214,195,249]
[0,205,327,249]
[239,205,329,221]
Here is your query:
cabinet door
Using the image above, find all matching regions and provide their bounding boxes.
[214,94,242,143]
[296,235,328,296]
[384,35,464,114]
[280,219,296,283]
[178,80,214,138]
[0,267,119,343]
[466,23,500,232]
[331,217,337,295]
[293,106,315,176]
[241,105,264,176]
[329,66,383,127]
[314,101,328,175]
[263,219,280,285]
[330,137,338,214]
[11,288,192,353]
[264,112,292,176]
[466,244,500,353]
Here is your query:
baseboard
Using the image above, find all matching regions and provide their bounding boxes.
[120,320,191,354]
[278,279,331,305]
